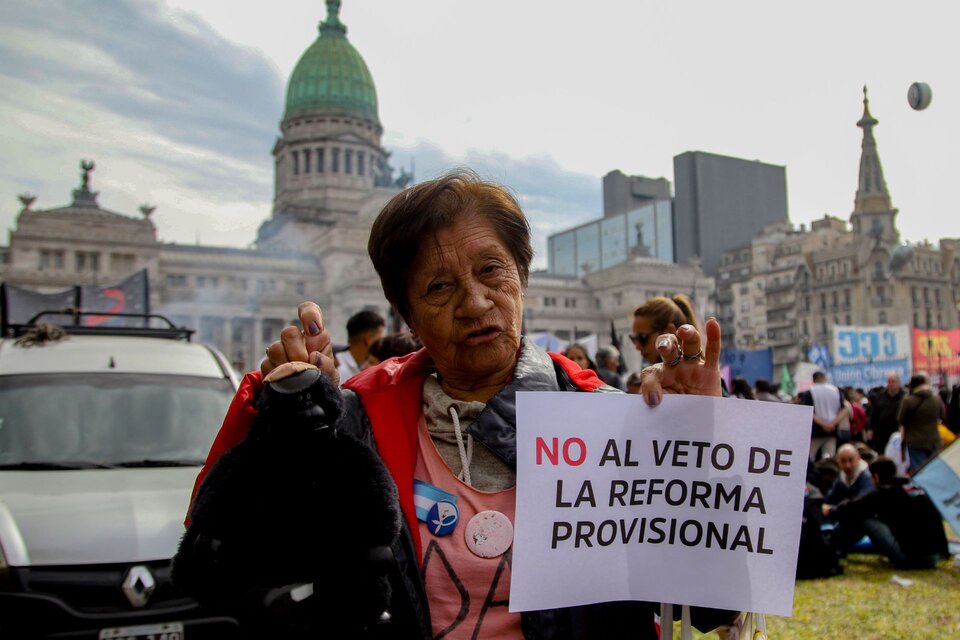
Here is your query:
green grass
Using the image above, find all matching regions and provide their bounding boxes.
[675,554,960,639]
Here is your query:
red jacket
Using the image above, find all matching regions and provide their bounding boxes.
[187,347,604,552]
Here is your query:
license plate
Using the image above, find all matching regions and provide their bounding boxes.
[99,622,184,640]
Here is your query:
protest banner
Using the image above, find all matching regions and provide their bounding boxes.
[827,359,910,389]
[511,392,812,616]
[912,328,960,378]
[828,325,913,389]
[721,347,773,386]
[831,324,911,365]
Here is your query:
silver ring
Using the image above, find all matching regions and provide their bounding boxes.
[663,352,682,366]
[682,347,704,361]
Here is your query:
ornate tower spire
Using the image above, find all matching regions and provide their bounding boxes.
[850,87,898,243]
[854,86,891,213]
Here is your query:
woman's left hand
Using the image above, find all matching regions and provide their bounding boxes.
[640,318,722,406]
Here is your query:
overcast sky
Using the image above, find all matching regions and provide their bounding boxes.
[1,0,957,268]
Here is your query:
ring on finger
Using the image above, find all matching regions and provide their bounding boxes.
[682,347,704,361]
[663,352,683,366]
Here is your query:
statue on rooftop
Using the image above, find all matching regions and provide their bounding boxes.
[80,160,95,191]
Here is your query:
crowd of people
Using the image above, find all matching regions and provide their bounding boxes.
[175,170,956,638]
[566,331,958,578]
[336,291,957,583]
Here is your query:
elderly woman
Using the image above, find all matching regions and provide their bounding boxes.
[185,171,732,639]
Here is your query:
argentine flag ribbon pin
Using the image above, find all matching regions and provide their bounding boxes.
[413,479,460,536]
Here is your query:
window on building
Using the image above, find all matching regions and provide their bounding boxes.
[564,298,577,309]
[262,319,285,343]
[345,149,353,174]
[843,289,850,307]
[879,311,887,324]
[821,318,827,334]
[358,152,365,176]
[832,291,838,308]
[110,253,135,272]
[332,148,340,172]
[303,149,311,173]
[166,274,187,287]
[911,286,918,303]
[292,151,299,175]
[295,281,306,296]
[317,148,325,173]
[820,294,826,311]
[75,251,100,273]
[923,287,929,303]
[874,261,884,278]
[845,314,851,324]
[40,249,64,271]
[544,296,557,307]
[935,289,941,304]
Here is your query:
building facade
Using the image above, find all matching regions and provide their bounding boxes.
[1,1,715,375]
[674,151,790,277]
[717,89,960,384]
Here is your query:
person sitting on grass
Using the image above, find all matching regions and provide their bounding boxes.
[830,456,949,570]
[822,444,875,519]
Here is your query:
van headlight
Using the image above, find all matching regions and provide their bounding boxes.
[0,543,8,583]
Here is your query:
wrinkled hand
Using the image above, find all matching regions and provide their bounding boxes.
[261,302,339,385]
[640,318,722,406]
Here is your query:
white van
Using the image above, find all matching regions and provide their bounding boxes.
[0,314,242,639]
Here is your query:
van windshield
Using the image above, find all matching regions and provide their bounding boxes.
[0,373,233,467]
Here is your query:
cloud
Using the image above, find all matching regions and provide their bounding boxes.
[0,0,281,245]
[0,1,282,160]
[0,0,603,261]
[386,139,602,268]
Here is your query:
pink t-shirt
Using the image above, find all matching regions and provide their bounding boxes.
[415,414,522,639]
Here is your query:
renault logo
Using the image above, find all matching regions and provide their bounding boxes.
[121,565,156,608]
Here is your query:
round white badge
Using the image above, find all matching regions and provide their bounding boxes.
[464,510,514,558]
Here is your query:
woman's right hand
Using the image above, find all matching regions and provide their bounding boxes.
[261,302,339,385]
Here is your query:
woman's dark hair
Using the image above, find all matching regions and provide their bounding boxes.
[368,333,422,362]
[368,169,533,321]
[731,377,755,400]
[632,294,701,334]
[755,378,772,394]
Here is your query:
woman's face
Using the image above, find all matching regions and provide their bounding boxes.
[632,314,667,366]
[404,215,524,389]
[566,346,591,370]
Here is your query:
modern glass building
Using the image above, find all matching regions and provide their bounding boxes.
[547,200,674,277]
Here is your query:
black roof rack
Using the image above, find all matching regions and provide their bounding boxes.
[4,311,195,341]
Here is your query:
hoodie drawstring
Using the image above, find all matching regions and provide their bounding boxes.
[449,405,473,486]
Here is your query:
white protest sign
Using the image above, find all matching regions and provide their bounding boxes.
[511,392,812,617]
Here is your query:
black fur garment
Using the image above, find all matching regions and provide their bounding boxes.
[172,368,403,637]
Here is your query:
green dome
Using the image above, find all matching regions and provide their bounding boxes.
[284,1,379,123]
